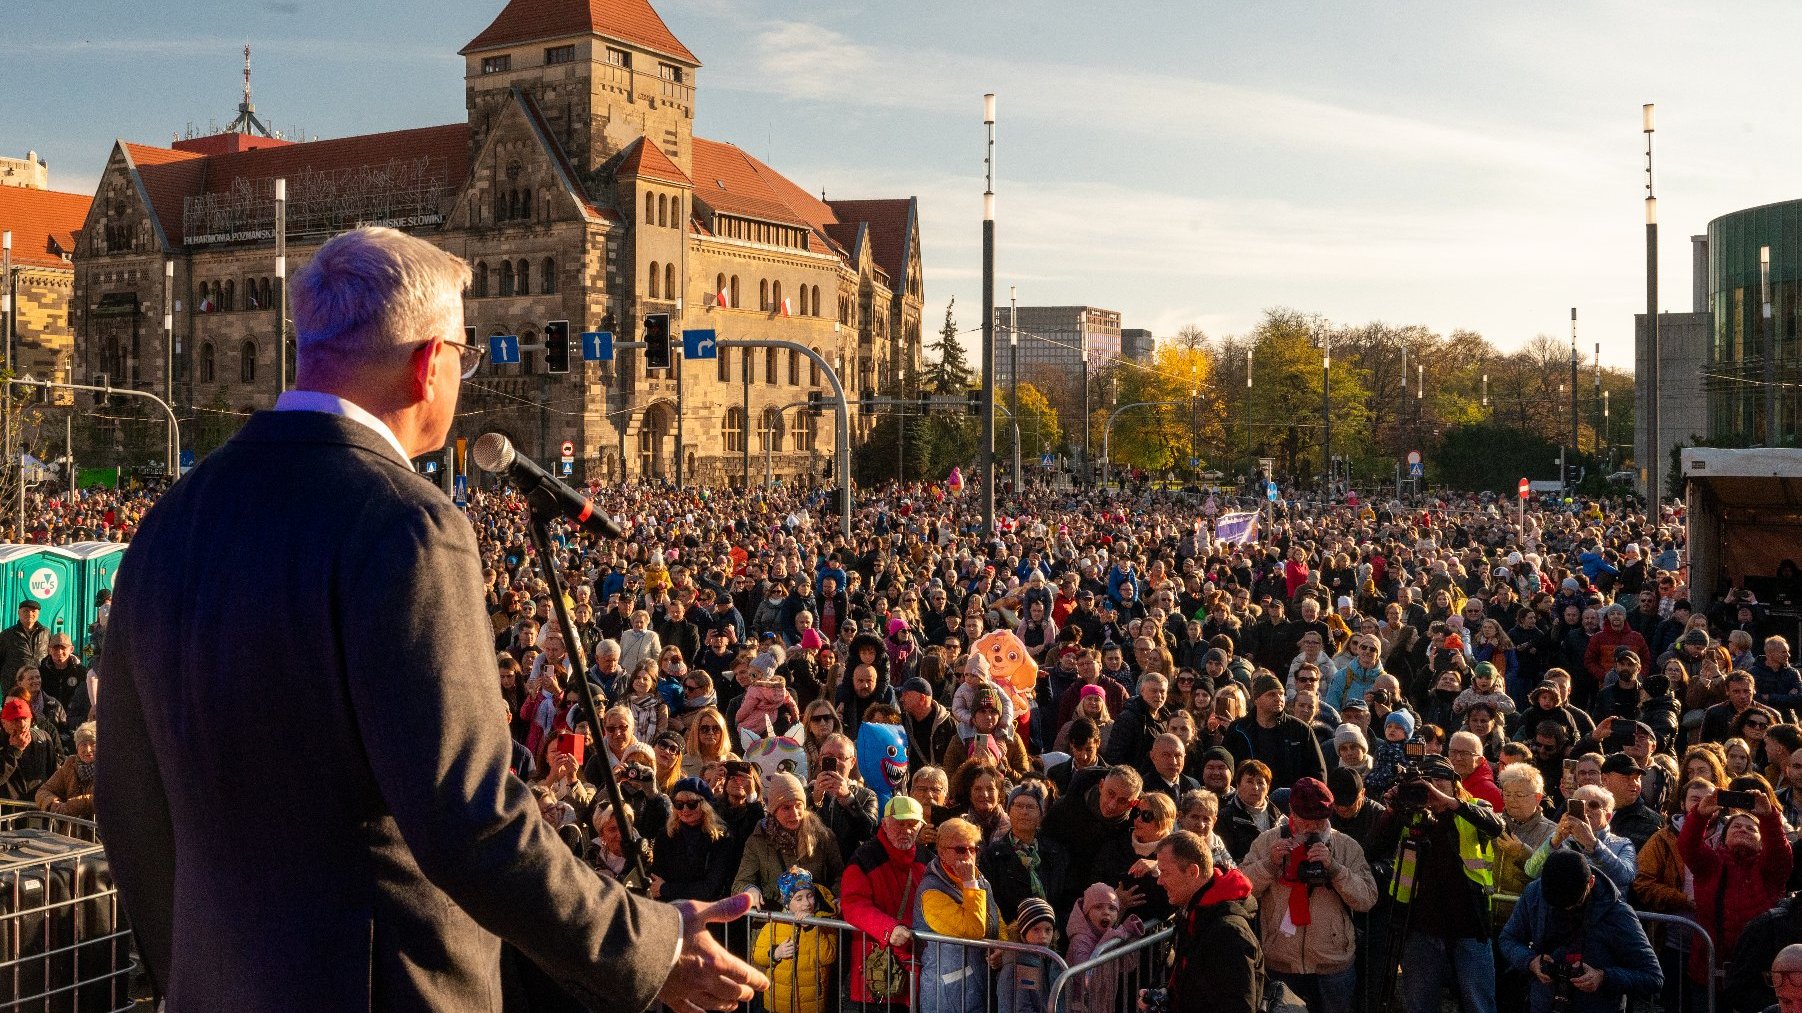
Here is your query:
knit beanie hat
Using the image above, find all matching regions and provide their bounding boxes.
[1014,897,1055,937]
[765,772,806,808]
[1384,710,1416,739]
[1333,723,1368,753]
[1252,672,1284,700]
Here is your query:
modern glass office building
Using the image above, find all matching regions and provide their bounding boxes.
[1707,199,1802,443]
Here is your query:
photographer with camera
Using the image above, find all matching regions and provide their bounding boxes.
[1499,849,1662,1013]
[1369,754,1504,1013]
[1245,777,1379,1013]
[1524,784,1637,893]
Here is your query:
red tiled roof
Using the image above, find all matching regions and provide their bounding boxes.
[0,187,92,269]
[461,0,699,65]
[828,198,914,291]
[120,126,469,247]
[691,138,811,231]
[614,136,690,187]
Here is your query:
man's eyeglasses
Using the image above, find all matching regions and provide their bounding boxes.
[438,337,486,379]
[943,845,980,856]
[1765,971,1802,988]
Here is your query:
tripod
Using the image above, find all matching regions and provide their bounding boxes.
[522,486,651,889]
[1373,810,1434,1012]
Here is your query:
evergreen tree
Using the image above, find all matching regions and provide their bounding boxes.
[926,298,973,395]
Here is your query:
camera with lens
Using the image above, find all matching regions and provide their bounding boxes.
[1297,832,1331,886]
[1542,951,1584,1012]
[1393,741,1432,811]
[1138,988,1169,1013]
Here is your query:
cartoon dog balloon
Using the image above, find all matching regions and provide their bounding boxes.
[972,629,1039,718]
[856,721,909,810]
[741,718,808,782]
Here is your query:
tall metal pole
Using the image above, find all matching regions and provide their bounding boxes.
[675,347,685,489]
[1570,308,1580,493]
[1081,346,1090,486]
[1009,285,1020,491]
[1322,348,1331,494]
[1244,348,1252,475]
[65,413,73,496]
[165,258,175,470]
[2,230,10,539]
[1644,104,1660,507]
[980,93,997,534]
[741,351,750,488]
[1415,364,1423,495]
[275,178,288,394]
[1763,245,1776,443]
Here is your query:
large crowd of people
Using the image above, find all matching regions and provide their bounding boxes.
[20,472,1802,1012]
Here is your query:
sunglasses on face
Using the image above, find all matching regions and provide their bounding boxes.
[943,845,980,856]
[604,724,628,734]
[1134,811,1162,823]
[673,798,704,811]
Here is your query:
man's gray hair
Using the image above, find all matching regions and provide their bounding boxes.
[290,227,469,368]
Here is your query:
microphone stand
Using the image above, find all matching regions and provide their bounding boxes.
[523,486,651,890]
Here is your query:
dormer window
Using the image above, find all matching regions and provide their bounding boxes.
[481,55,512,74]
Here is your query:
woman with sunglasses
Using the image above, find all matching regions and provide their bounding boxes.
[648,776,736,902]
[680,706,736,777]
[913,817,1002,1013]
[1095,790,1177,922]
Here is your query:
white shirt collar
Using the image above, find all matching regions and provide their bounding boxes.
[273,390,411,463]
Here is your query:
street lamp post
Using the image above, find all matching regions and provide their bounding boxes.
[1010,286,1020,490]
[1244,348,1253,475]
[1081,344,1090,485]
[979,93,997,533]
[1644,103,1660,507]
[1321,347,1331,494]
[1570,308,1579,494]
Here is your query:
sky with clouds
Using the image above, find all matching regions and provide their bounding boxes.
[12,0,1802,366]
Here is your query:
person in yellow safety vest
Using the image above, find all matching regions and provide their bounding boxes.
[1369,754,1503,1013]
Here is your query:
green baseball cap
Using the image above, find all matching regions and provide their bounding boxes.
[884,796,925,823]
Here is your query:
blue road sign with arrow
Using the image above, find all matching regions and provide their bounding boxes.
[581,331,613,362]
[489,334,520,366]
[682,329,718,359]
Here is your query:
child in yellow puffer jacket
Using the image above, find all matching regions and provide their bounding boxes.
[753,868,839,1013]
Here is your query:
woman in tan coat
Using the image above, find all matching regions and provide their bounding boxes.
[36,720,96,818]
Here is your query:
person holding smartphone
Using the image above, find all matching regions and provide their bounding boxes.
[1677,785,1794,1004]
[1524,784,1637,894]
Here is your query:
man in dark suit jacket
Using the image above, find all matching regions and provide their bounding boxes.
[96,228,764,1013]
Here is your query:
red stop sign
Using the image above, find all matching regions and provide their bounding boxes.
[1518,478,1530,498]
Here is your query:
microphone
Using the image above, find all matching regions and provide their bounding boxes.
[472,433,624,538]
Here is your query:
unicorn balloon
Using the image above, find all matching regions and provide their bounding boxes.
[741,718,808,782]
[856,721,909,810]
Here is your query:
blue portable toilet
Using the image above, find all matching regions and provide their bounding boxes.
[0,545,82,651]
[54,542,128,654]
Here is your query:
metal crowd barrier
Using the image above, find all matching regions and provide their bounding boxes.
[716,906,1170,1013]
[0,807,136,1013]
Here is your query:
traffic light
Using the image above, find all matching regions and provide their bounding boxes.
[544,319,570,374]
[966,391,981,416]
[643,313,671,369]
[91,372,109,408]
[859,390,875,415]
[808,391,824,418]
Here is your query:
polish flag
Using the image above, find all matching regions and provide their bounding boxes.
[780,298,792,317]
[198,295,215,313]
[716,286,729,308]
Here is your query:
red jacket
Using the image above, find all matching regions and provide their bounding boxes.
[1461,757,1504,811]
[839,832,926,1003]
[1678,806,1793,984]
[1584,624,1652,684]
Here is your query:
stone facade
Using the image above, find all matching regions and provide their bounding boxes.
[0,183,92,386]
[69,0,924,484]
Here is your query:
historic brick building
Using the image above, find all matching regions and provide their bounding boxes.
[71,0,924,483]
[0,180,92,385]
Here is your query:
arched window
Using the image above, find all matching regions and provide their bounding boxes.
[657,194,667,227]
[508,190,521,220]
[811,286,821,317]
[790,413,814,452]
[765,348,778,384]
[664,263,675,302]
[520,188,531,220]
[773,281,784,314]
[500,261,515,296]
[222,279,235,312]
[516,259,530,296]
[723,407,745,454]
[787,349,800,386]
[645,193,655,224]
[714,273,726,307]
[809,349,821,387]
[796,286,807,317]
[541,257,556,294]
[670,195,681,228]
[759,407,783,452]
[759,280,769,311]
[240,340,257,384]
[648,261,660,299]
[717,347,731,383]
[474,262,489,298]
[730,276,740,308]
[260,278,272,309]
[199,342,215,383]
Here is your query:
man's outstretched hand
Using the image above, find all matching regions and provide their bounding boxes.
[658,892,770,1012]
